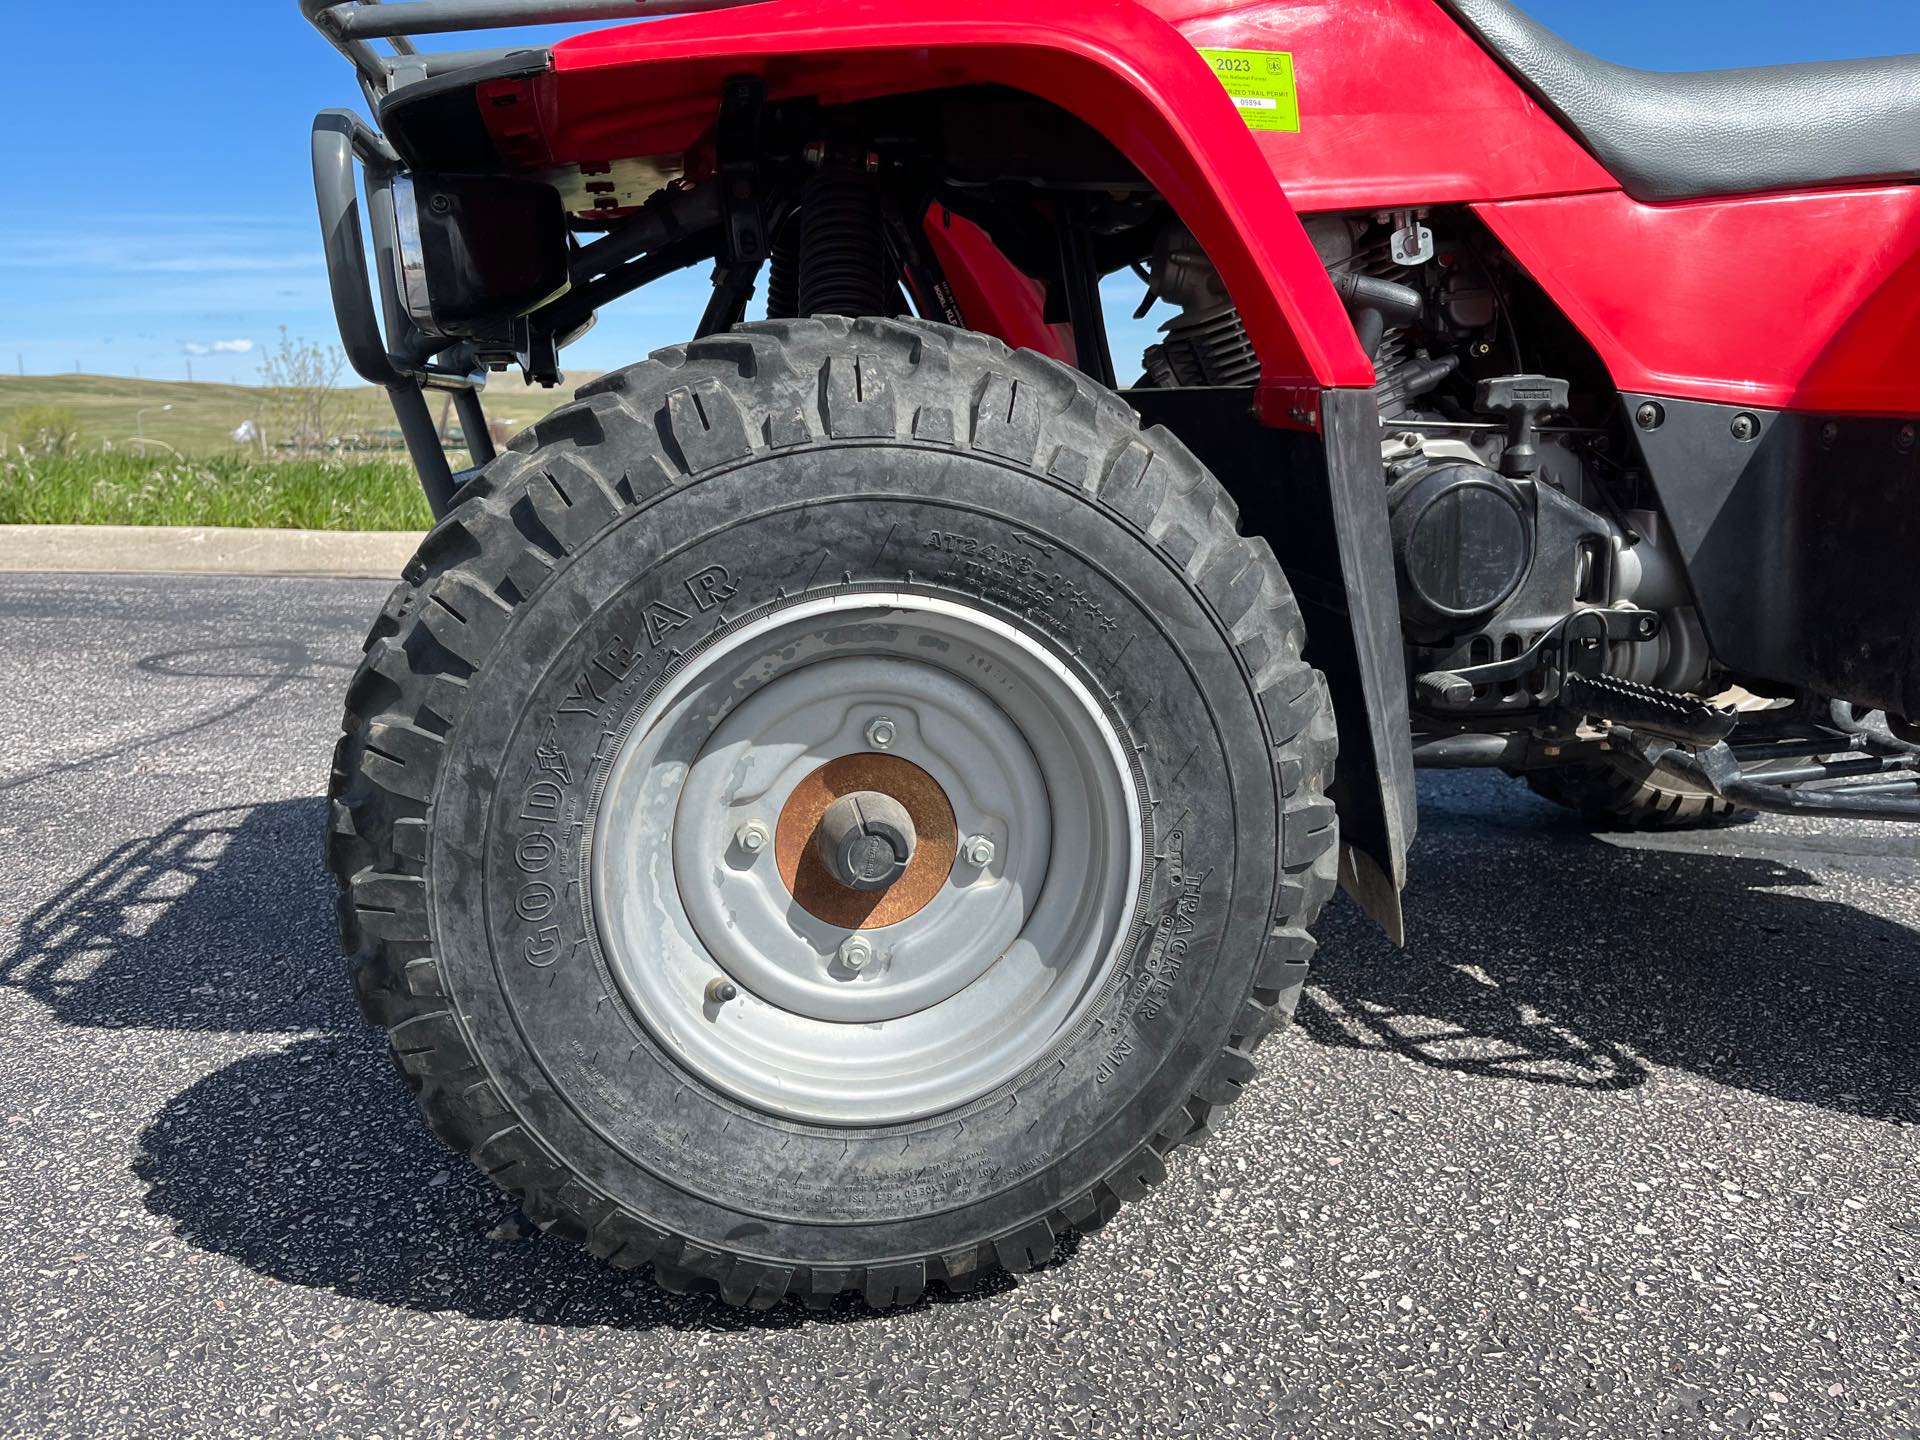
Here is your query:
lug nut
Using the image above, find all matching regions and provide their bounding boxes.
[734,819,771,855]
[962,834,996,868]
[704,977,738,1005]
[864,716,897,749]
[837,935,874,973]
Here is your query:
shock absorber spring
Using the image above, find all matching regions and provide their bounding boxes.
[796,172,892,319]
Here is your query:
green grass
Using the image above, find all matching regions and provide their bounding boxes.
[0,372,573,457]
[0,370,602,529]
[0,452,434,531]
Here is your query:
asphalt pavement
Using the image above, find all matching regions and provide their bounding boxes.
[1,571,1916,1438]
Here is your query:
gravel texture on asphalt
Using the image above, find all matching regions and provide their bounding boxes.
[0,571,1915,1439]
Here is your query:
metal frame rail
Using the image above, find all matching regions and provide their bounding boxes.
[302,0,765,104]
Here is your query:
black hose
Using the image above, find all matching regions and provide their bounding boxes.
[1333,271,1425,360]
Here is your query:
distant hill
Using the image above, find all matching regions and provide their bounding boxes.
[0,372,582,457]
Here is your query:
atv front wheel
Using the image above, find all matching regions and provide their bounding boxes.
[327,318,1338,1309]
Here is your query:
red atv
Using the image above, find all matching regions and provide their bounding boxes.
[305,0,1920,1308]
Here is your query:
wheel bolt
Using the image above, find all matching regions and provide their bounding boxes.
[734,820,771,855]
[837,935,873,973]
[864,716,897,749]
[962,834,996,868]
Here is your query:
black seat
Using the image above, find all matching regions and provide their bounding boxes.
[1442,0,1920,201]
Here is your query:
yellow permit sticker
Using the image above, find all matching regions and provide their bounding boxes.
[1198,48,1300,133]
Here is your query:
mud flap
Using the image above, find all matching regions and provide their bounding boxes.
[1126,386,1415,941]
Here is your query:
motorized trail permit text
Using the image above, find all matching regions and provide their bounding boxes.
[1198,47,1301,133]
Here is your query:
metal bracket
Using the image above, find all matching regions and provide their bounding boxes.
[1414,608,1657,707]
[696,77,771,339]
[716,76,770,270]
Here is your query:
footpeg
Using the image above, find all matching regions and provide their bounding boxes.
[1560,672,1737,745]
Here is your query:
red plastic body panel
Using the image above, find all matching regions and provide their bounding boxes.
[527,0,1377,404]
[478,0,1920,420]
[1152,0,1617,211]
[1478,187,1920,415]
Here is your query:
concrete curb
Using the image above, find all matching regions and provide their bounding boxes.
[0,524,421,579]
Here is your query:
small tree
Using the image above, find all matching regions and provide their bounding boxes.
[259,326,345,456]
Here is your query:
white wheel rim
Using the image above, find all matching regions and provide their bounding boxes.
[585,593,1143,1126]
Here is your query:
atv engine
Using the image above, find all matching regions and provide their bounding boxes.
[1136,212,1712,711]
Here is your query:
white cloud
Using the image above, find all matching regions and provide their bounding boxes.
[181,338,255,356]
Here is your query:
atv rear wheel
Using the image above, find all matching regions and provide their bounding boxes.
[327,318,1338,1309]
[1520,749,1744,829]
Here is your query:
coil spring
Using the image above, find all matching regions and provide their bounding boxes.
[796,173,892,320]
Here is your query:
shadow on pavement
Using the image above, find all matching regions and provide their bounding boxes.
[131,1033,1051,1331]
[1297,775,1920,1124]
[2,800,345,1034]
[5,771,1910,1326]
[0,798,1044,1328]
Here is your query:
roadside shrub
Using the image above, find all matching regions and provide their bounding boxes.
[6,405,82,457]
[260,327,348,456]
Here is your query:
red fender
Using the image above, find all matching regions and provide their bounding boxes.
[487,0,1377,416]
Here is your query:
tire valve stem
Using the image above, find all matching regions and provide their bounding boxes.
[704,977,739,1006]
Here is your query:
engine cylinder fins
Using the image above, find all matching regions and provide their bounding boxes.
[1139,223,1261,388]
[1144,304,1262,388]
[1388,462,1534,634]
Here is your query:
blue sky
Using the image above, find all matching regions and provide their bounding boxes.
[5,1,1920,386]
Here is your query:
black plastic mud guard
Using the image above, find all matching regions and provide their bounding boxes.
[1629,395,1920,723]
[1127,386,1415,941]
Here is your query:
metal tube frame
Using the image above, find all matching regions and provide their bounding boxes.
[301,0,766,103]
[304,3,759,516]
[311,108,487,515]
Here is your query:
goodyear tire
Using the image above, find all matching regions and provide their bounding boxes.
[327,318,1338,1309]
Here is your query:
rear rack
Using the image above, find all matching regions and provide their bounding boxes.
[302,0,768,105]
